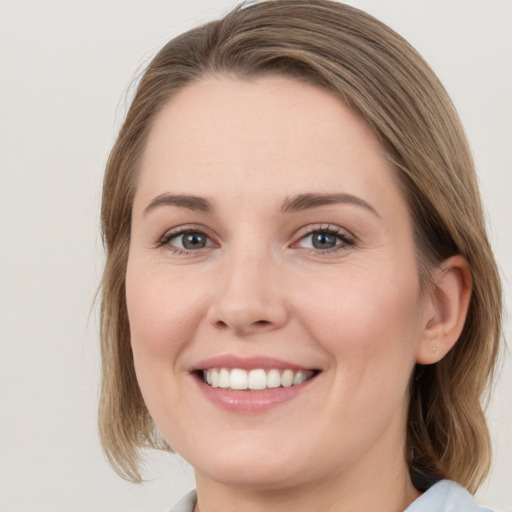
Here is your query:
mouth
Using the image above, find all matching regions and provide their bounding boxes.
[197,368,319,391]
[191,357,321,411]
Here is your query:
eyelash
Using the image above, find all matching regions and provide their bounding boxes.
[293,224,356,254]
[157,224,356,255]
[157,226,214,255]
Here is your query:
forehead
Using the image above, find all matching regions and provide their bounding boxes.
[135,75,400,212]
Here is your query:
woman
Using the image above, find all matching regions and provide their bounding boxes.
[99,1,502,510]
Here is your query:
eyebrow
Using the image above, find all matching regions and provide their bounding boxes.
[281,193,380,217]
[143,192,379,217]
[143,193,213,215]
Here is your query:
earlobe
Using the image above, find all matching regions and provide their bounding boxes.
[416,255,472,365]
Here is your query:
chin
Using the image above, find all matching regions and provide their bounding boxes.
[196,458,305,491]
[184,434,313,490]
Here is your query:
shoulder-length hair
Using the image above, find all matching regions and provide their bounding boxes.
[99,0,502,491]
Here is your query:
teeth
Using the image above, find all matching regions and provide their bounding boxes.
[293,370,309,386]
[219,368,230,388]
[230,368,248,390]
[210,368,219,388]
[202,368,315,390]
[281,369,294,387]
[266,369,281,388]
[248,369,267,390]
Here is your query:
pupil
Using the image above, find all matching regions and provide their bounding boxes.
[183,233,206,249]
[312,232,337,249]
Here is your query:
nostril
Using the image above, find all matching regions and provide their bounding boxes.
[254,320,271,327]
[213,318,272,333]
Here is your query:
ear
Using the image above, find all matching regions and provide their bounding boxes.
[416,255,472,365]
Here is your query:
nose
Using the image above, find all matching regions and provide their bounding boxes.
[206,248,289,336]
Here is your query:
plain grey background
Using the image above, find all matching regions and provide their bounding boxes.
[1,1,510,511]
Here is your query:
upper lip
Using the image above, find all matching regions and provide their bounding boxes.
[191,355,316,372]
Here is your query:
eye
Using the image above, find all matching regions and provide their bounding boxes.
[295,226,355,251]
[306,231,339,249]
[160,229,214,252]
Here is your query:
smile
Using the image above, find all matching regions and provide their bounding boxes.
[202,368,315,390]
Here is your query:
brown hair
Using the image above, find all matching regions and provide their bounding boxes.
[99,0,502,491]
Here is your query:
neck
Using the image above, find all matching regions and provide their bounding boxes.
[194,455,420,512]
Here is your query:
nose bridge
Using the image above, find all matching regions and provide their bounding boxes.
[208,237,287,334]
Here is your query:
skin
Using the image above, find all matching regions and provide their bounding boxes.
[126,76,471,512]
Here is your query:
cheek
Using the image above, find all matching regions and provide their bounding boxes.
[295,263,423,377]
[125,260,211,432]
[298,266,424,446]
[125,261,207,367]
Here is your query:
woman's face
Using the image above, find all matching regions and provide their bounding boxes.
[126,76,431,490]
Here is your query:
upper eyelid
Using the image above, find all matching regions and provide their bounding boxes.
[161,223,211,236]
[293,224,356,241]
[290,225,357,253]
[158,224,215,245]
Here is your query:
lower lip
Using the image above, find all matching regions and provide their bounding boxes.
[194,375,317,413]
